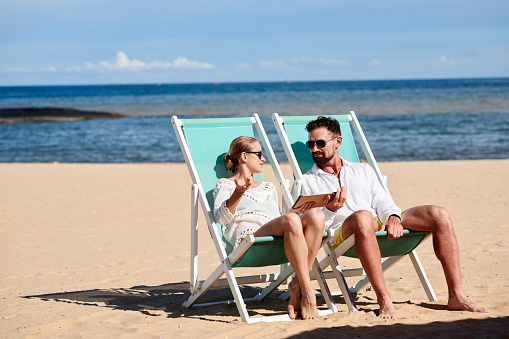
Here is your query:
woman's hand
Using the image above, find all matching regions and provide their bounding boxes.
[226,177,252,214]
[289,201,315,214]
[234,177,252,193]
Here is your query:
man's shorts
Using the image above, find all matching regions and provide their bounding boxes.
[331,210,407,250]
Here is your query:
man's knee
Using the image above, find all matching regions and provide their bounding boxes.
[351,210,375,224]
[346,210,377,234]
[430,205,450,219]
[427,205,452,229]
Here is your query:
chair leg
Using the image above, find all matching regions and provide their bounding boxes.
[182,263,225,308]
[255,262,295,301]
[311,257,338,313]
[408,250,437,301]
[190,184,199,294]
[349,255,405,293]
[323,242,357,311]
[222,258,252,323]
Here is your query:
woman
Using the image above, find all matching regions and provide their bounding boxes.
[213,136,326,320]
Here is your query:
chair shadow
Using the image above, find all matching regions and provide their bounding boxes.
[417,302,450,311]
[22,281,300,323]
[24,282,474,325]
[346,294,435,316]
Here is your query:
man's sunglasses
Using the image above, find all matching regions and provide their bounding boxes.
[305,136,337,149]
[245,151,263,159]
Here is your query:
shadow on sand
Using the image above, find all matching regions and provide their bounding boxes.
[288,316,509,338]
[23,281,301,323]
[24,283,505,335]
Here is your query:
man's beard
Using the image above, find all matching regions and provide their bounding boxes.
[312,152,334,165]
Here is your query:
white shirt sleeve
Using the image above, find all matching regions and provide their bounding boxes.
[302,160,401,228]
[322,206,338,230]
[368,168,401,223]
[213,179,236,226]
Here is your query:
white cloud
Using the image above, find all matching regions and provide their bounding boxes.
[65,66,82,72]
[85,51,214,71]
[289,57,348,67]
[6,66,56,73]
[428,55,457,67]
[370,59,382,67]
[260,60,286,68]
[261,57,348,69]
[235,62,250,69]
[4,51,214,76]
[5,67,32,73]
[439,56,456,65]
[172,57,214,69]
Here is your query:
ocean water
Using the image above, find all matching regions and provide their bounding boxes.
[1,78,508,163]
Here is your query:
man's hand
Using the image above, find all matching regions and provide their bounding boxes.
[380,215,403,239]
[324,186,346,212]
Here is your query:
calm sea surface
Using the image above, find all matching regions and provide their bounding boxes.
[1,78,508,163]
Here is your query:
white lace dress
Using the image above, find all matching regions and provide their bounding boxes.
[213,178,281,248]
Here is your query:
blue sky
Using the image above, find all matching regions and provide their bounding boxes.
[1,0,508,86]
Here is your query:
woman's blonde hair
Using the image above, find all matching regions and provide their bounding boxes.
[223,136,258,173]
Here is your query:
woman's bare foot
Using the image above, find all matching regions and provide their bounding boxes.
[300,287,318,320]
[288,279,302,319]
[378,295,397,320]
[448,293,488,313]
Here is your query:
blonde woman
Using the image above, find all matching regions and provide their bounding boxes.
[213,136,344,319]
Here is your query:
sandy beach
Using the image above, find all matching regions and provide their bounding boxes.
[1,160,508,338]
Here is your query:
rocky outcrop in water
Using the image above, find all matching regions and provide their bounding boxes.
[0,107,126,123]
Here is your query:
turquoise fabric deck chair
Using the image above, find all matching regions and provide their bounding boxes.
[269,111,437,311]
[171,114,338,323]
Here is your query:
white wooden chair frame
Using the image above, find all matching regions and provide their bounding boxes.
[172,114,338,323]
[269,111,437,311]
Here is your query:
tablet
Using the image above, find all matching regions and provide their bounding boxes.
[292,193,335,209]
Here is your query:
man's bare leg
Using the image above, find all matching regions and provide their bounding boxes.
[402,205,488,313]
[342,210,397,319]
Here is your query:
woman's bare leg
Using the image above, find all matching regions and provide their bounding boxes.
[254,208,324,319]
[286,208,325,319]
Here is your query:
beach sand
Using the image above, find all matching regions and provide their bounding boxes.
[1,160,508,338]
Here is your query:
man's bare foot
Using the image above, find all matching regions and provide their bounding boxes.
[300,287,318,320]
[378,295,397,320]
[288,279,302,319]
[448,294,488,313]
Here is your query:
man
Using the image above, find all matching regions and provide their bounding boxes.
[302,116,487,319]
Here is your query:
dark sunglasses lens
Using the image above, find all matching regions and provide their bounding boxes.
[247,151,262,159]
[306,140,326,149]
[316,140,326,148]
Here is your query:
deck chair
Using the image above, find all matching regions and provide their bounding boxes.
[171,114,338,323]
[269,111,437,311]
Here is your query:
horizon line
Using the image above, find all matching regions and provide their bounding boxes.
[1,76,508,88]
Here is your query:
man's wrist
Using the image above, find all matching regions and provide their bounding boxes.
[389,214,401,221]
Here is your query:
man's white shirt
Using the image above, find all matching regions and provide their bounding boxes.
[302,158,401,232]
